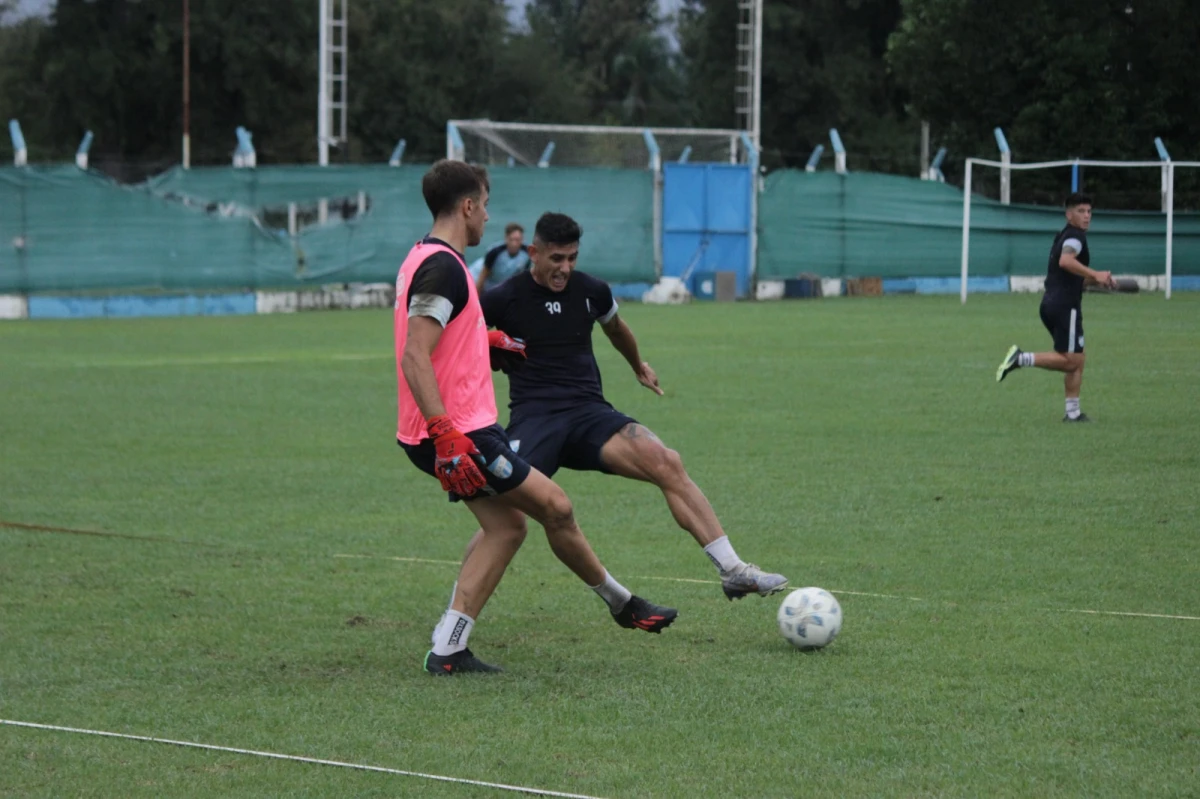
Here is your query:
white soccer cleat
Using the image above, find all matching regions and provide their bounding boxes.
[721,563,789,600]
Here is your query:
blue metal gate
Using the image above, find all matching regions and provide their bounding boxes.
[662,163,753,297]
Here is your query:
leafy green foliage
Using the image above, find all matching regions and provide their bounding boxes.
[2,0,1199,177]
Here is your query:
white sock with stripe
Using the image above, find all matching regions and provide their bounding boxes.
[1066,397,1081,419]
[1018,352,1035,367]
[431,610,474,656]
[703,535,744,574]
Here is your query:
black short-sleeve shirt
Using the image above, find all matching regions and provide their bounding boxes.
[481,270,618,410]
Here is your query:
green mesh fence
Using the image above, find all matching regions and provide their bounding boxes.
[0,165,655,293]
[757,171,1200,279]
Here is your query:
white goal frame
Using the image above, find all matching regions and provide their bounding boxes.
[960,157,1200,303]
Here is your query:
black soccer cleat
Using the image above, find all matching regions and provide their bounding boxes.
[612,595,678,634]
[1062,413,1092,423]
[996,345,1022,383]
[424,648,504,676]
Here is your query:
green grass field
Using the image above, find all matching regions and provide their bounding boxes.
[2,294,1198,798]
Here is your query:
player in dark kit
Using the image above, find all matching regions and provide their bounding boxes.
[476,212,788,600]
[996,193,1115,421]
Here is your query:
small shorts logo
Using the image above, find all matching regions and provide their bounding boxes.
[509,440,521,453]
[1078,336,1084,347]
[488,455,514,479]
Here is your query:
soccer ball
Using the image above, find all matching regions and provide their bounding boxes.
[777,587,842,650]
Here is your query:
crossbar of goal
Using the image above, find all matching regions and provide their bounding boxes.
[961,157,1200,303]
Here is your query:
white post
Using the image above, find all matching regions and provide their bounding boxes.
[318,199,328,225]
[287,202,298,236]
[652,165,663,279]
[1165,162,1174,300]
[317,0,330,166]
[1000,150,1011,205]
[920,121,930,179]
[960,159,973,305]
[357,190,366,216]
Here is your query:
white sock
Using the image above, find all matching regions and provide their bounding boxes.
[431,610,474,656]
[1018,352,1035,367]
[590,571,633,612]
[703,535,744,573]
[431,581,459,647]
[1066,397,1081,419]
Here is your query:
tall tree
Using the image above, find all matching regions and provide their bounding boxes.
[348,0,511,162]
[889,0,1200,166]
[679,0,911,171]
[524,0,686,125]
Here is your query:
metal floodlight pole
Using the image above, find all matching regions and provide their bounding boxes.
[751,0,763,149]
[182,0,191,169]
[317,0,329,165]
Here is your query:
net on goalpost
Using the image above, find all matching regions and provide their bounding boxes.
[959,158,1200,302]
[447,120,749,168]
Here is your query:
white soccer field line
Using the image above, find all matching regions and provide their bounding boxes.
[334,552,1200,621]
[0,719,610,799]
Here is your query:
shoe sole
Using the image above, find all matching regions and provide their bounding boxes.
[723,580,789,601]
[423,650,503,676]
[996,345,1019,383]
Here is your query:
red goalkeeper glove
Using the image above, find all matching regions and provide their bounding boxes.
[488,329,526,373]
[427,415,487,497]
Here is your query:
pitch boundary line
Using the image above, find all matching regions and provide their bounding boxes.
[1062,608,1200,621]
[0,719,609,799]
[334,553,461,566]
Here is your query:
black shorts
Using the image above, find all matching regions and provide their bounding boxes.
[1039,298,1084,354]
[506,402,637,479]
[399,424,532,503]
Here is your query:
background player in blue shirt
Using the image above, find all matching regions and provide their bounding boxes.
[480,212,788,601]
[470,222,530,293]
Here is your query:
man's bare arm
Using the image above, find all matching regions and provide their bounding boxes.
[1060,246,1113,286]
[401,315,448,419]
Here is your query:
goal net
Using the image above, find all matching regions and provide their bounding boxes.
[447,120,750,168]
[960,158,1200,302]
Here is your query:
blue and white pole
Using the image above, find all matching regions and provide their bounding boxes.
[829,128,846,174]
[8,119,27,166]
[76,130,94,169]
[994,127,1011,204]
[388,138,407,167]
